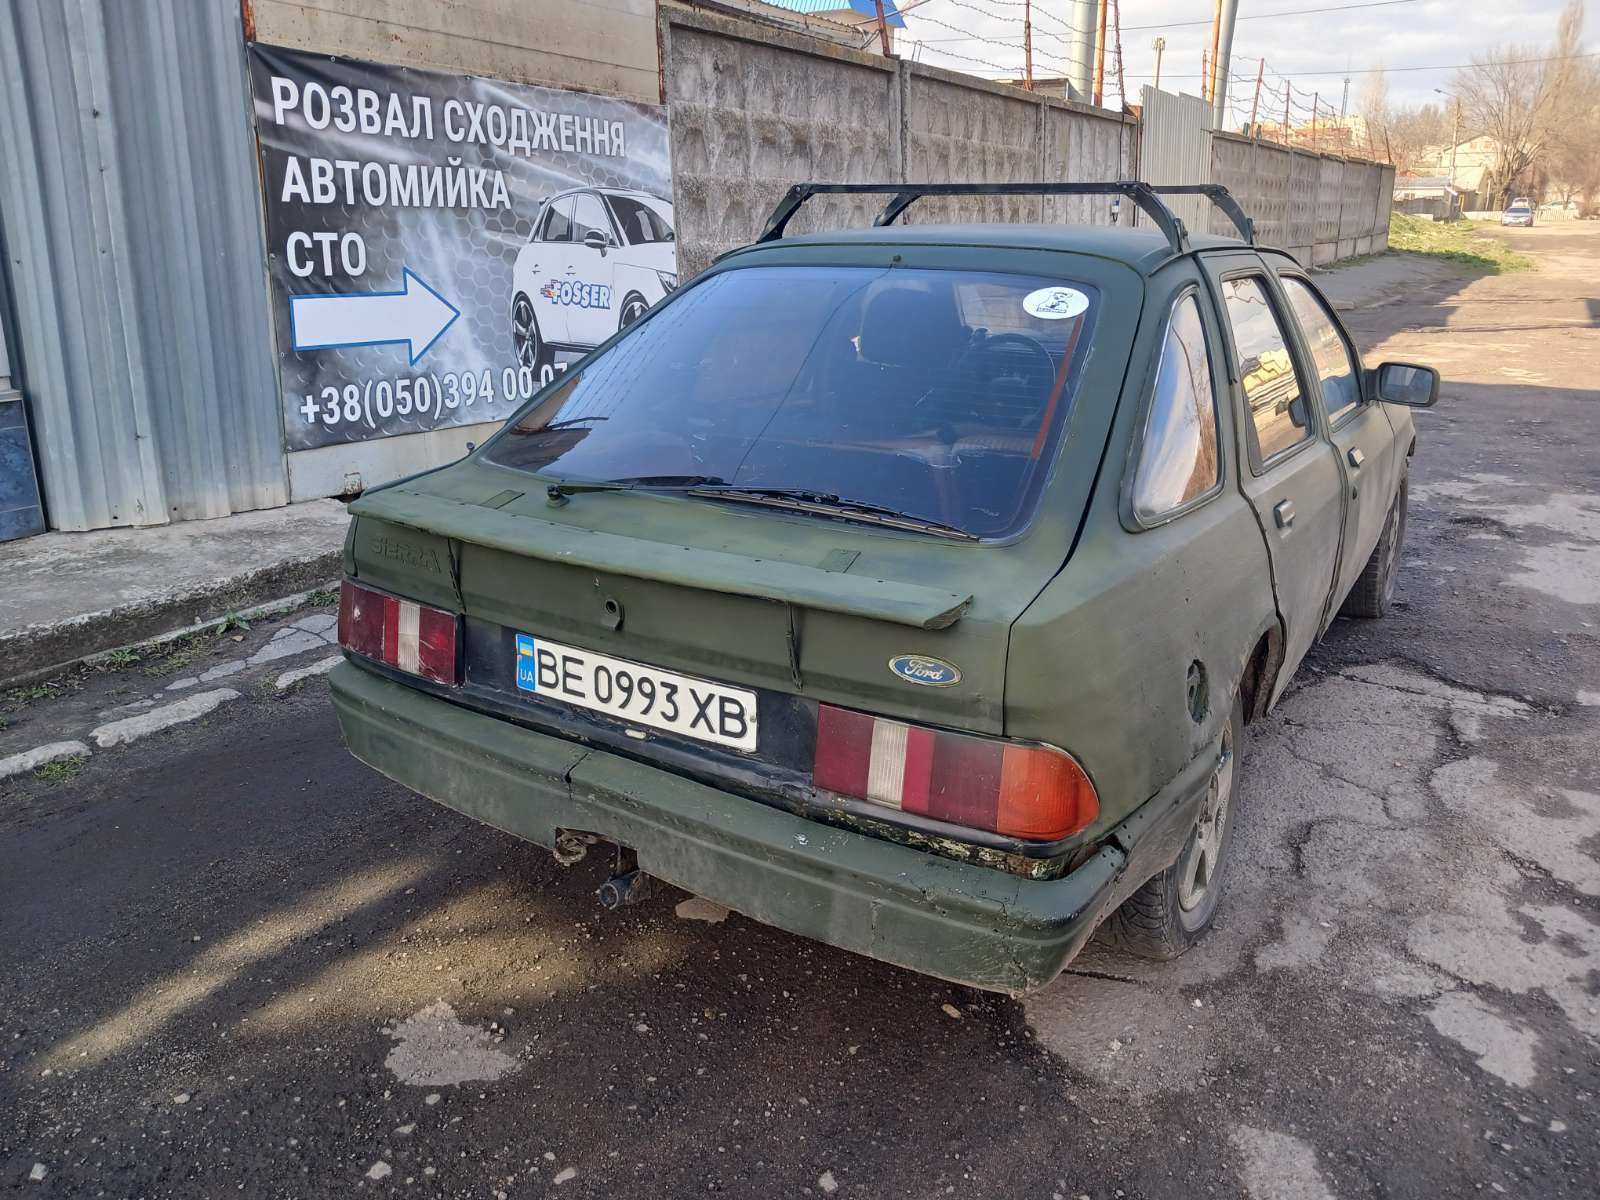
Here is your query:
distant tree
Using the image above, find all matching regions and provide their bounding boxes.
[1451,0,1586,205]
[1358,65,1393,160]
[1387,104,1455,176]
[1543,44,1600,206]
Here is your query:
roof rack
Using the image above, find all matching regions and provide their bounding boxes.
[755,181,1257,254]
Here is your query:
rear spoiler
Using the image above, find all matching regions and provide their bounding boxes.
[351,488,973,631]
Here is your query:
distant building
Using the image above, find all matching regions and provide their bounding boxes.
[1414,134,1500,211]
[1393,175,1462,220]
[755,0,899,50]
[1248,114,1379,158]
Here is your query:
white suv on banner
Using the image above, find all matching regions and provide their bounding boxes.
[512,187,677,371]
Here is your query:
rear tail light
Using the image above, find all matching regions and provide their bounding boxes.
[338,579,461,686]
[812,704,1098,842]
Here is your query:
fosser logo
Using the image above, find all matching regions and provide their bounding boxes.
[370,534,443,574]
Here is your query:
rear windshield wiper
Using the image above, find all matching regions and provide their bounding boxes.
[545,474,727,502]
[685,485,979,541]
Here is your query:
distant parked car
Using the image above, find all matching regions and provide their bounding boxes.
[1501,202,1535,227]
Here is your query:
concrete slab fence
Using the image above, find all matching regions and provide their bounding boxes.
[662,6,1395,278]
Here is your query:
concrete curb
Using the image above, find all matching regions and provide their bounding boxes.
[0,550,342,690]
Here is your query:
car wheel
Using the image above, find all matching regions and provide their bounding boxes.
[618,292,649,330]
[512,294,546,371]
[1340,466,1408,618]
[1104,695,1242,961]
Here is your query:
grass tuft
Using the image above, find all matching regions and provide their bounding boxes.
[34,754,89,784]
[1387,213,1533,273]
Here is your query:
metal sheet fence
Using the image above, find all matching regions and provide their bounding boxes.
[1137,86,1213,234]
[0,0,285,530]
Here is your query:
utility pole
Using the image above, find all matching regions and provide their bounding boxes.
[1211,0,1239,128]
[1311,93,1319,151]
[1092,0,1109,107]
[1249,58,1264,135]
[871,0,891,57]
[1208,0,1223,104]
[1283,87,1291,142]
[1112,0,1125,111]
[1340,76,1350,119]
[1201,49,1210,103]
[1152,37,1166,92]
[1069,0,1097,102]
[1023,0,1034,91]
[1449,99,1462,215]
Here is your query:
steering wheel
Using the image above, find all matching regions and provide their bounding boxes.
[921,332,1058,430]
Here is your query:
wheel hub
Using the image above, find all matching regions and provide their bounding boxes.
[1179,731,1233,913]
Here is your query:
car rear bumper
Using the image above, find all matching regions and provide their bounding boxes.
[329,660,1212,994]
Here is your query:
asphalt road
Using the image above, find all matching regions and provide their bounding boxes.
[4,224,1598,1199]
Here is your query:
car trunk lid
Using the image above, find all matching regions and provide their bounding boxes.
[347,464,1073,737]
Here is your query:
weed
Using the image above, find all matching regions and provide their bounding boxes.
[99,647,140,669]
[141,631,218,678]
[34,754,88,784]
[216,612,252,635]
[1386,213,1533,273]
[306,587,339,607]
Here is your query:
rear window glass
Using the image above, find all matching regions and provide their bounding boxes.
[484,265,1099,538]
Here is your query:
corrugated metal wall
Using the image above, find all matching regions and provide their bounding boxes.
[1138,86,1214,235]
[0,0,285,531]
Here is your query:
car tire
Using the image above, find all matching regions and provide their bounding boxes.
[618,292,649,330]
[1340,466,1408,619]
[512,294,547,372]
[1104,695,1242,961]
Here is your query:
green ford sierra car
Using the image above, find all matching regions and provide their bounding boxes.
[329,182,1439,994]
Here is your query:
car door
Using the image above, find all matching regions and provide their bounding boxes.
[1275,270,1397,609]
[563,190,620,347]
[528,195,576,345]
[1205,255,1346,694]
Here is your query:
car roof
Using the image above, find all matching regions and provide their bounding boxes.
[544,186,662,203]
[732,222,1261,274]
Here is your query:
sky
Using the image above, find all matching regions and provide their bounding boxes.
[894,0,1598,124]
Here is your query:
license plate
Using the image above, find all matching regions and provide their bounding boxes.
[514,634,758,753]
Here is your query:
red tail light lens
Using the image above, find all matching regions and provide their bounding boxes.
[813,704,1098,842]
[338,579,461,686]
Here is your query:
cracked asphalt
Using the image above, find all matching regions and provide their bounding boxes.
[3,224,1598,1198]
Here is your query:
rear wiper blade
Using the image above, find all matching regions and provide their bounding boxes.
[685,485,978,541]
[545,474,727,503]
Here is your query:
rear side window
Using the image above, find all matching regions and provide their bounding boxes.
[539,197,574,243]
[1222,276,1311,463]
[1281,277,1362,423]
[1132,292,1220,522]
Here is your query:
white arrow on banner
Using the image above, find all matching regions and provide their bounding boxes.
[289,267,460,365]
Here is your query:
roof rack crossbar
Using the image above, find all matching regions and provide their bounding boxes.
[757,181,1192,254]
[756,180,1258,254]
[1146,184,1256,245]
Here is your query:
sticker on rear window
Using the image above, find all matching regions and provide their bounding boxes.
[1022,286,1089,320]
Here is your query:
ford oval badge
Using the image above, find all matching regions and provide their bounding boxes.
[888,654,962,688]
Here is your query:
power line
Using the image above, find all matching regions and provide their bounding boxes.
[1118,0,1420,33]
[915,0,1417,42]
[1117,50,1600,81]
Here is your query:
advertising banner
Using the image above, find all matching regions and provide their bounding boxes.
[247,44,675,451]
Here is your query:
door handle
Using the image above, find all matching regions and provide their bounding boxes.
[1347,447,1366,468]
[1274,499,1296,529]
